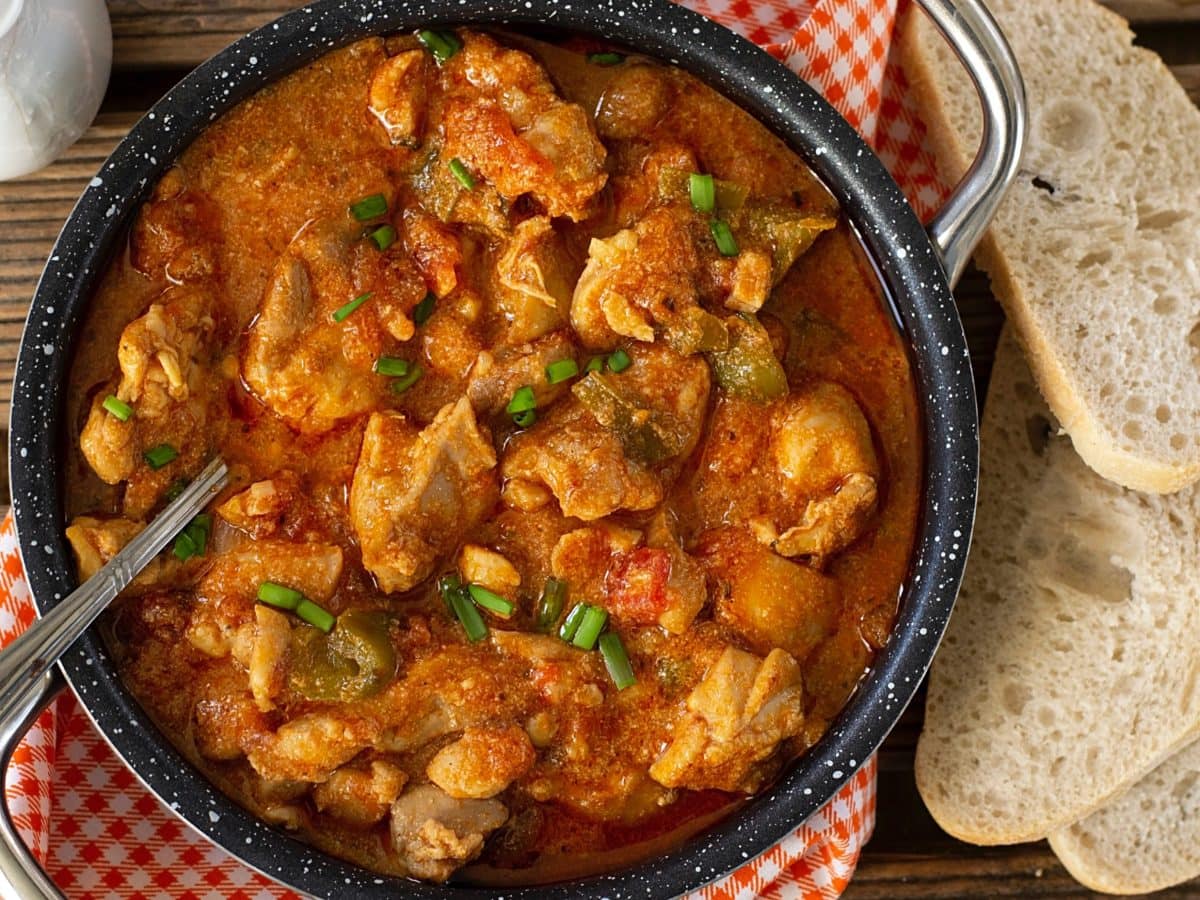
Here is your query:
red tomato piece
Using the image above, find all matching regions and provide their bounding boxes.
[606,547,671,625]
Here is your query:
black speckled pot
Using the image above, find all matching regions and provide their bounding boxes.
[9,0,979,897]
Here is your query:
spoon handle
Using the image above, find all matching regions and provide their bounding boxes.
[0,456,226,900]
[0,457,228,729]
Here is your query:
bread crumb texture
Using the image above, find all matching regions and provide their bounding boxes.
[915,329,1200,844]
[898,0,1200,492]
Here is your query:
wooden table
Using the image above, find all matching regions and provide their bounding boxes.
[2,2,1198,897]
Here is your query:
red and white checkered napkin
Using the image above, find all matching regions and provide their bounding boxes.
[2,0,948,895]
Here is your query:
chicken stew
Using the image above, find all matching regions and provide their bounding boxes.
[63,29,921,884]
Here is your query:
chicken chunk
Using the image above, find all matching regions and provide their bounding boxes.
[79,285,214,491]
[368,50,428,146]
[501,344,709,520]
[193,666,271,762]
[466,331,575,416]
[491,216,576,344]
[403,209,461,298]
[248,605,292,712]
[198,540,344,607]
[754,382,879,559]
[350,400,499,593]
[571,207,711,350]
[439,33,606,221]
[502,402,663,520]
[64,516,180,592]
[378,698,459,753]
[195,539,343,674]
[649,646,804,792]
[490,629,581,664]
[246,713,375,783]
[762,473,878,559]
[426,725,536,799]
[216,473,301,539]
[114,289,212,416]
[596,63,673,141]
[726,250,773,314]
[243,217,426,433]
[313,760,408,828]
[458,545,521,594]
[390,784,508,882]
[693,383,880,563]
[129,167,220,283]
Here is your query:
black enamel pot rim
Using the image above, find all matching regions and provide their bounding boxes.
[9,0,978,897]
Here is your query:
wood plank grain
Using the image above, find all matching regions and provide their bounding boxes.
[103,0,1200,70]
[1112,0,1200,22]
[0,113,135,428]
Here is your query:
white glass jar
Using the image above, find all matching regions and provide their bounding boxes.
[0,0,112,181]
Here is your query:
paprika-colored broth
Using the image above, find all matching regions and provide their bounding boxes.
[63,29,920,884]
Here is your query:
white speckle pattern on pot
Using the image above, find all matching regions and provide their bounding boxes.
[8,0,977,897]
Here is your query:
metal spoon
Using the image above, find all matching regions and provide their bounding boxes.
[0,455,227,900]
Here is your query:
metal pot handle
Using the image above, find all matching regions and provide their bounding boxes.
[0,668,66,900]
[913,0,1027,288]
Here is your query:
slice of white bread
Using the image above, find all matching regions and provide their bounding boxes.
[896,0,1200,493]
[1050,736,1200,894]
[914,326,1200,843]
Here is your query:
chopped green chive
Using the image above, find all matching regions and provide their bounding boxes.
[258,582,335,631]
[710,220,739,257]
[559,604,588,642]
[545,358,579,384]
[418,29,462,65]
[391,364,424,394]
[584,356,604,374]
[607,349,632,373]
[467,584,515,618]
[143,444,178,470]
[599,632,636,690]
[450,587,488,642]
[173,530,197,561]
[587,51,625,66]
[296,598,336,633]
[189,514,211,552]
[350,193,387,221]
[439,573,488,641]
[257,581,303,611]
[506,385,536,414]
[506,384,537,428]
[368,224,397,250]
[333,292,371,323]
[102,395,133,421]
[572,605,608,650]
[374,356,411,377]
[173,514,211,562]
[536,577,567,631]
[413,292,436,326]
[448,157,476,190]
[438,573,463,615]
[689,172,715,214]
